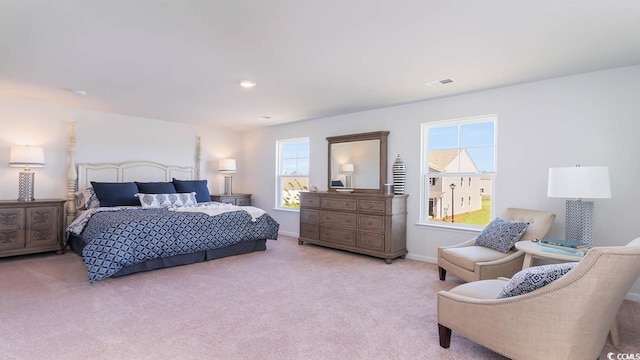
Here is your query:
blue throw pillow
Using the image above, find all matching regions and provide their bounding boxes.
[135,181,177,194]
[475,217,529,253]
[91,181,140,207]
[496,262,579,298]
[172,178,210,203]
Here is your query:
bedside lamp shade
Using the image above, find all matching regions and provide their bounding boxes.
[9,146,45,201]
[548,165,611,246]
[218,159,237,195]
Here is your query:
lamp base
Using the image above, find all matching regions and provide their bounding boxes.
[224,175,233,195]
[17,171,36,201]
[565,199,594,246]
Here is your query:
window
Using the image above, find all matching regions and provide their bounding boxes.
[420,115,496,228]
[276,138,309,210]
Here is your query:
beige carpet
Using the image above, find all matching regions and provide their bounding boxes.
[1,235,638,360]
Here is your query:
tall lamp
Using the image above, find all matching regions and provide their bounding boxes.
[547,165,611,247]
[343,163,354,188]
[9,145,45,201]
[218,159,237,195]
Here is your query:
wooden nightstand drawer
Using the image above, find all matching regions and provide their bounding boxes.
[358,214,385,232]
[320,226,356,246]
[210,194,252,206]
[320,211,356,229]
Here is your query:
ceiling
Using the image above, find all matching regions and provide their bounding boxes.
[1,1,639,131]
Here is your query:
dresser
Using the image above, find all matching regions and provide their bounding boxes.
[298,191,407,263]
[0,199,65,258]
[210,194,252,206]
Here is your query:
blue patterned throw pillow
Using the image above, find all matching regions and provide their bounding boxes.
[137,192,198,208]
[496,262,579,298]
[475,217,529,253]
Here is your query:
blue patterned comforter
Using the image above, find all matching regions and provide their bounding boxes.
[76,208,279,282]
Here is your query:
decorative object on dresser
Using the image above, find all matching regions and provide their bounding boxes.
[298,191,407,264]
[9,145,45,201]
[0,199,65,258]
[392,154,406,195]
[210,193,252,206]
[218,158,237,195]
[547,165,611,247]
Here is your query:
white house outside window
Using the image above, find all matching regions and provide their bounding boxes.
[420,115,496,228]
[276,138,309,210]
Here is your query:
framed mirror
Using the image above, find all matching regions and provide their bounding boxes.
[327,131,389,193]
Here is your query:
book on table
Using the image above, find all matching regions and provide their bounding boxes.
[539,242,589,252]
[540,238,588,249]
[539,243,586,257]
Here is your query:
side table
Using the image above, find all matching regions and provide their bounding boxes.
[210,194,252,206]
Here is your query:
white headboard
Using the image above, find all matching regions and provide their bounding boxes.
[65,122,201,230]
[77,161,195,190]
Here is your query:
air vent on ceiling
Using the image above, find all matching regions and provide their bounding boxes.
[426,78,455,87]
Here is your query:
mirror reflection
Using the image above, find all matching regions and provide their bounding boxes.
[330,139,380,189]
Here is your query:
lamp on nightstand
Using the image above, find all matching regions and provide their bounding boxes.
[9,145,45,201]
[219,159,237,195]
[548,165,611,247]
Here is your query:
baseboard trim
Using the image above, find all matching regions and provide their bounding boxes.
[278,231,298,238]
[625,292,640,302]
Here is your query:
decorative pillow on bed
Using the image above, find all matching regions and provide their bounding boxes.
[137,192,198,208]
[172,178,210,203]
[75,187,101,210]
[135,181,177,194]
[475,217,529,253]
[91,181,140,207]
[496,262,579,298]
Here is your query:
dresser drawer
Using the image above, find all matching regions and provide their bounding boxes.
[300,223,319,239]
[358,199,387,214]
[300,195,320,208]
[320,226,356,246]
[358,232,385,251]
[358,215,385,232]
[300,209,319,224]
[321,198,357,211]
[320,211,357,229]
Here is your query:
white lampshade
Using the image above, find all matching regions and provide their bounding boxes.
[548,166,611,199]
[342,163,354,173]
[9,146,45,168]
[218,159,237,173]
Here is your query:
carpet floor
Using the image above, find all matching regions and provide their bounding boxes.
[1,235,638,359]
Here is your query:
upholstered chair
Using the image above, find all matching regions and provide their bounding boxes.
[437,238,640,360]
[437,208,556,282]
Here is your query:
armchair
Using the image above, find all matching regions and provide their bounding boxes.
[437,208,555,282]
[437,238,640,360]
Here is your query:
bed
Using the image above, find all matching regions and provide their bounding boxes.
[64,124,279,282]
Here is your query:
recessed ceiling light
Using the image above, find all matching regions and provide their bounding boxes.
[256,116,271,120]
[71,89,87,96]
[426,78,454,87]
[240,80,256,88]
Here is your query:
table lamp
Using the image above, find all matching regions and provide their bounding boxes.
[342,163,354,188]
[547,165,611,246]
[9,145,45,201]
[218,159,237,195]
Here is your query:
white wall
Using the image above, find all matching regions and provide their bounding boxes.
[0,99,244,200]
[243,65,640,298]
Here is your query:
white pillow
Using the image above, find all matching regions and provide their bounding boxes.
[75,188,101,210]
[137,192,197,208]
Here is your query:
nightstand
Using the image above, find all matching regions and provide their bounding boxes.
[0,199,66,258]
[210,194,252,206]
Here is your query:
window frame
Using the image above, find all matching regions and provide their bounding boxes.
[419,115,497,230]
[275,137,310,211]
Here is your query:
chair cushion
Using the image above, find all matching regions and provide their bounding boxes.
[496,262,579,298]
[448,279,508,299]
[476,217,529,253]
[442,246,512,272]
